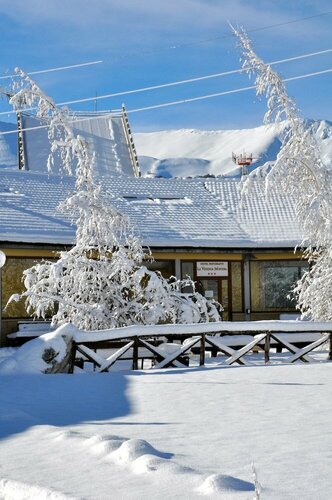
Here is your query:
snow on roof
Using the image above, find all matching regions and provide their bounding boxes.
[21,112,137,177]
[0,172,75,244]
[0,171,304,248]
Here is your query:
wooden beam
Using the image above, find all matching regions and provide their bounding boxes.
[225,333,267,366]
[200,333,206,366]
[270,334,313,363]
[205,336,250,366]
[98,341,135,372]
[68,342,77,373]
[154,338,200,369]
[265,332,271,364]
[76,344,105,369]
[132,336,139,370]
[287,334,330,363]
[139,339,187,368]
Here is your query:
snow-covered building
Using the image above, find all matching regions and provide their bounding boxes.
[18,108,140,177]
[0,170,307,344]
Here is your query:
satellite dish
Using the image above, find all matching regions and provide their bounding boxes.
[0,250,6,268]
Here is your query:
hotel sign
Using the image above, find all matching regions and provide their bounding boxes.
[197,261,228,277]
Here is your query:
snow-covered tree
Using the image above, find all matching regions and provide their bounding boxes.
[233,27,332,320]
[8,69,221,329]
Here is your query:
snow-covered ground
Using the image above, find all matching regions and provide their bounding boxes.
[0,359,331,499]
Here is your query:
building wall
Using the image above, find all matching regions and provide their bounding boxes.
[0,247,58,345]
[152,249,306,321]
[0,245,307,345]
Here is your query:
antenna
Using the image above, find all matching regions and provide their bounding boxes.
[232,151,258,176]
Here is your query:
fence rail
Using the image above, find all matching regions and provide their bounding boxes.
[69,320,332,372]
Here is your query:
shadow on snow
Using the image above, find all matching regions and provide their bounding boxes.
[0,372,131,440]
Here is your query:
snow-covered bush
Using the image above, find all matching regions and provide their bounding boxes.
[13,247,220,330]
[233,27,332,320]
[7,69,221,329]
[0,328,74,374]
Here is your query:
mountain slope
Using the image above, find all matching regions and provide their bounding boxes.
[135,120,332,178]
[0,119,331,178]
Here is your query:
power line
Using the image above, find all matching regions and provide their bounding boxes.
[110,10,332,60]
[127,67,332,114]
[0,65,331,137]
[56,48,332,107]
[0,11,328,86]
[1,46,331,117]
[243,10,332,36]
[0,60,103,81]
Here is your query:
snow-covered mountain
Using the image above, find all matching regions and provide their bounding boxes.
[1,119,332,178]
[135,120,332,178]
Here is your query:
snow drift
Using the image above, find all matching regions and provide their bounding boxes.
[0,325,76,374]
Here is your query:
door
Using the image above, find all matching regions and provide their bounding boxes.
[199,278,230,320]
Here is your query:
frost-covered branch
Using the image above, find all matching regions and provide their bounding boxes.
[10,68,77,175]
[7,69,222,329]
[252,461,262,500]
[233,27,332,320]
[233,27,332,249]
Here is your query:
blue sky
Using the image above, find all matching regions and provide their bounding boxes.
[0,0,332,131]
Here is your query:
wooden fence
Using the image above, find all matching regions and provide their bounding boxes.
[69,320,332,372]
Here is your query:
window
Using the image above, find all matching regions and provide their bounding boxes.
[231,261,243,312]
[145,260,175,279]
[250,260,308,311]
[2,258,37,318]
[181,261,194,293]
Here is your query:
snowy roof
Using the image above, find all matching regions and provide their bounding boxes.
[21,112,138,177]
[0,170,303,248]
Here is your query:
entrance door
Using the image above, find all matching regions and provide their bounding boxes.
[199,278,229,320]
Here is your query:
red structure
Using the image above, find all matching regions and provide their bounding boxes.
[232,152,255,176]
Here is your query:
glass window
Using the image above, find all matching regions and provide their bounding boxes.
[221,279,229,320]
[181,261,194,279]
[231,261,243,312]
[181,262,194,293]
[200,279,219,300]
[146,260,175,279]
[250,260,308,311]
[2,258,37,318]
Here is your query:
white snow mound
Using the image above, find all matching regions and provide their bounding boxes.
[110,438,162,465]
[131,454,170,474]
[197,473,255,495]
[89,436,124,456]
[0,324,77,374]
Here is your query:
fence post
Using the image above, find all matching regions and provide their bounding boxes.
[200,333,206,366]
[132,336,139,370]
[68,342,76,374]
[264,332,271,364]
[329,333,332,361]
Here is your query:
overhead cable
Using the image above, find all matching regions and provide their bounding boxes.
[1,47,331,117]
[0,60,103,81]
[126,67,332,114]
[56,48,332,107]
[110,10,332,60]
[0,65,331,137]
